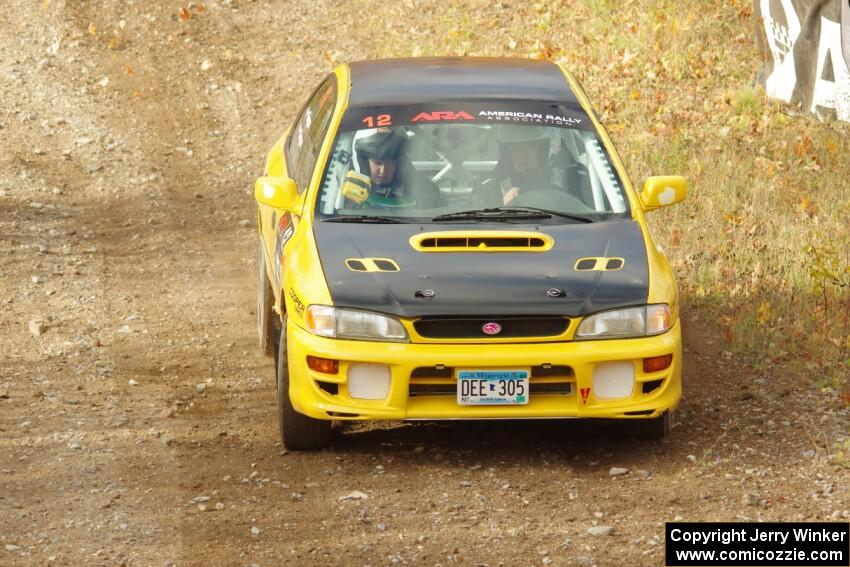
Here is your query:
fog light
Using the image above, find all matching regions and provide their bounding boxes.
[592,361,635,399]
[643,354,673,373]
[307,355,339,374]
[347,363,390,400]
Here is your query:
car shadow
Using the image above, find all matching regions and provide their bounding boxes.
[331,418,673,467]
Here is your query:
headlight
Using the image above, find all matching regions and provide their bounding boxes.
[305,305,408,342]
[575,304,671,339]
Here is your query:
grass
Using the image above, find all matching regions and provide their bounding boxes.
[367,0,850,397]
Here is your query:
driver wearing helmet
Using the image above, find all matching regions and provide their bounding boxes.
[495,125,554,204]
[474,125,593,207]
[342,129,440,210]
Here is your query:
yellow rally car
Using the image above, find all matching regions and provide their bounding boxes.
[255,58,688,450]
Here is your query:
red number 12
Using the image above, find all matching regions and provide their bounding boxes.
[362,114,392,128]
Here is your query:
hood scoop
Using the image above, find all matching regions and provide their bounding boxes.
[410,231,554,253]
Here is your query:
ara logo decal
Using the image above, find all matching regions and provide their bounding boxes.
[580,387,591,405]
[411,111,475,122]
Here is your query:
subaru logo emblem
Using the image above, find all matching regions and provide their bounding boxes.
[415,289,436,299]
[482,322,502,335]
[546,288,565,298]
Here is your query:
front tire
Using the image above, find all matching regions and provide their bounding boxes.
[276,316,331,450]
[634,411,672,440]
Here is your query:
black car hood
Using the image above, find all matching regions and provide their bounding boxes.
[313,220,649,318]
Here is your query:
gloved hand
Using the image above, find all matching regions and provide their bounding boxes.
[503,186,521,204]
[342,171,371,204]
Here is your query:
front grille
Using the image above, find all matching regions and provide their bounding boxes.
[413,316,570,339]
[411,366,453,379]
[409,383,456,396]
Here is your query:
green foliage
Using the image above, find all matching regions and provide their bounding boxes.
[804,243,850,296]
[732,86,764,119]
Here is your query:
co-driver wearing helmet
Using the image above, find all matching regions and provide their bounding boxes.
[342,129,440,210]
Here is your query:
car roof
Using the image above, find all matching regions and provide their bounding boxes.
[347,57,580,106]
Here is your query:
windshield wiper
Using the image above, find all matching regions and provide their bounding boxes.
[431,207,551,222]
[322,215,403,224]
[497,206,595,223]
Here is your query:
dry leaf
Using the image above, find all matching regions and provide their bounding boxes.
[793,135,812,157]
[839,380,850,406]
[824,137,839,155]
[669,227,681,247]
[756,301,774,325]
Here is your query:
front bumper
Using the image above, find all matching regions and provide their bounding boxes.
[286,320,682,420]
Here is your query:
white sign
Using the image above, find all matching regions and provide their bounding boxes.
[812,17,850,120]
[843,0,850,67]
[760,0,850,122]
[761,0,801,102]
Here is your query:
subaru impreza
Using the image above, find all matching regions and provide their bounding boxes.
[254,57,688,449]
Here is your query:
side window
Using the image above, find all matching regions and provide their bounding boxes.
[287,76,337,194]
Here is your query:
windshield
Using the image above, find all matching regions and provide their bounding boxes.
[315,102,630,223]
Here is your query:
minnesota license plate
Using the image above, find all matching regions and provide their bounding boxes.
[457,369,529,405]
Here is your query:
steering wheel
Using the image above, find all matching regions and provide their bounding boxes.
[509,187,594,213]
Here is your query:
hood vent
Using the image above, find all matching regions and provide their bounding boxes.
[574,257,625,271]
[410,231,554,253]
[345,258,400,272]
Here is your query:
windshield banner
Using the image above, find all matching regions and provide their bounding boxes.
[340,103,594,133]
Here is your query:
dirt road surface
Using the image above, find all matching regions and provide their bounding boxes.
[1,1,848,566]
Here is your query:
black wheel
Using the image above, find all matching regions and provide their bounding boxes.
[257,239,276,357]
[276,316,331,450]
[633,411,672,440]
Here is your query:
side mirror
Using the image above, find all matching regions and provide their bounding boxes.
[254,177,298,211]
[640,176,688,211]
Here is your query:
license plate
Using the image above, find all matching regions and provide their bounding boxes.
[457,369,529,405]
